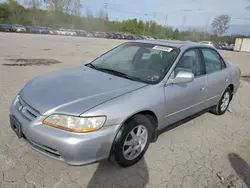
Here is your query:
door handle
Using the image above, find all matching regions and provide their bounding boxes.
[200,87,205,91]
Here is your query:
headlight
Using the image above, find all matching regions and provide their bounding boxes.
[43,114,106,133]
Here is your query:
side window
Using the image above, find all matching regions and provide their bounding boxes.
[174,49,203,77]
[201,49,224,74]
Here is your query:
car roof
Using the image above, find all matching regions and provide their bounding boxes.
[132,39,214,50]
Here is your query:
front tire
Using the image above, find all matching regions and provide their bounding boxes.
[211,87,232,115]
[109,114,153,167]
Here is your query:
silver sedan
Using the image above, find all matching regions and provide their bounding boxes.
[10,40,241,167]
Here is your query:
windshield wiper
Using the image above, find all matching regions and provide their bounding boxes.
[98,68,131,77]
[97,68,145,82]
[85,63,98,69]
[85,64,145,83]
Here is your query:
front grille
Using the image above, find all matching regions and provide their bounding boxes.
[15,96,40,121]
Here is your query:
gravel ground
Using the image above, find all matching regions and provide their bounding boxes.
[1,33,250,188]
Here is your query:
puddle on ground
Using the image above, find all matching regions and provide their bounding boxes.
[2,58,63,66]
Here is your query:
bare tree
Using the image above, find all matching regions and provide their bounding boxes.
[211,14,231,36]
[245,0,250,10]
[71,0,81,16]
[86,8,93,18]
[45,0,75,13]
[24,0,42,9]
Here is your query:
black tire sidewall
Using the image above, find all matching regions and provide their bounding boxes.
[112,114,153,167]
[217,87,232,115]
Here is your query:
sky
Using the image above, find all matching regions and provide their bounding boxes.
[4,0,250,29]
[80,0,250,28]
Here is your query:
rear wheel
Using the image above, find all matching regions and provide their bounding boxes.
[109,114,153,167]
[211,87,232,115]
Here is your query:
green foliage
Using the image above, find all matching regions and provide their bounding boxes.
[0,2,246,44]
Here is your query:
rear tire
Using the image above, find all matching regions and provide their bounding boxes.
[109,114,153,167]
[211,87,232,115]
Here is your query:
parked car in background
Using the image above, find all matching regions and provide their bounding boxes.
[56,28,67,35]
[86,32,94,38]
[126,34,135,40]
[35,27,49,34]
[114,33,123,39]
[0,24,15,32]
[12,24,26,33]
[199,41,215,47]
[227,44,234,51]
[47,27,57,35]
[75,29,87,37]
[106,32,116,39]
[10,40,240,168]
[67,29,77,36]
[93,31,106,38]
[56,29,77,36]
[24,25,36,33]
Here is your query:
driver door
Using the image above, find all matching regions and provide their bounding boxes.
[163,48,207,127]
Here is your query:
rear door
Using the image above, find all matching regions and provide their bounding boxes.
[200,48,228,107]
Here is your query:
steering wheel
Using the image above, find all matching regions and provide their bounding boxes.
[133,69,161,81]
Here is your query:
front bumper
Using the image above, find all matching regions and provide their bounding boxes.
[10,98,120,165]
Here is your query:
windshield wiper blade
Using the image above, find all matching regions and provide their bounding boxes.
[85,65,145,83]
[85,63,98,69]
[97,68,140,81]
[97,68,127,76]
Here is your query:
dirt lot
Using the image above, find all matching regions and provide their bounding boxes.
[1,33,250,188]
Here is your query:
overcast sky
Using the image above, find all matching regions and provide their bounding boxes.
[7,0,250,27]
[82,0,250,27]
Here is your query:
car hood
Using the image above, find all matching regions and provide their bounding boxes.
[20,66,147,116]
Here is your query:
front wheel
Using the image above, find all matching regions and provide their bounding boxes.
[109,114,153,167]
[211,87,232,115]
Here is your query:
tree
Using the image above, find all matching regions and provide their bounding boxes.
[245,0,250,10]
[173,28,179,39]
[86,8,93,19]
[211,14,231,36]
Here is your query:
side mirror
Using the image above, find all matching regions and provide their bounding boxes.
[170,71,194,84]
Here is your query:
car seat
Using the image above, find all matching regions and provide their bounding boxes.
[149,54,164,73]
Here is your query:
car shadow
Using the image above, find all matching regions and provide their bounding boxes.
[86,142,149,188]
[86,158,149,188]
[228,152,250,188]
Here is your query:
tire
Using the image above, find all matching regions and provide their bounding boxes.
[109,114,154,167]
[211,87,232,115]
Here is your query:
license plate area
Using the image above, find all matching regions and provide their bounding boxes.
[10,115,22,138]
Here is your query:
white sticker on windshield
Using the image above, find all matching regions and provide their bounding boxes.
[152,45,173,52]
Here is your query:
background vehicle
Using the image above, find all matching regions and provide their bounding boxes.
[66,29,77,36]
[47,27,57,35]
[35,26,49,34]
[56,28,68,35]
[0,24,15,32]
[200,41,215,47]
[12,24,26,32]
[24,25,36,33]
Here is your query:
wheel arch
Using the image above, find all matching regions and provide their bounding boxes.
[121,110,159,130]
[228,84,234,100]
[113,110,159,144]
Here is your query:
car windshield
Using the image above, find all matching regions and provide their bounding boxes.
[86,42,179,84]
